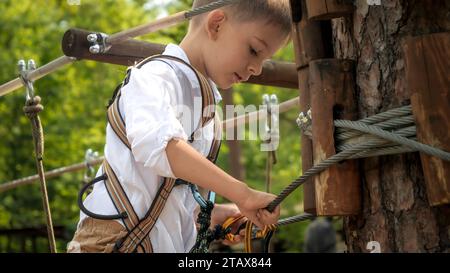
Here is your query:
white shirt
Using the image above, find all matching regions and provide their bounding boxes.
[78,44,222,253]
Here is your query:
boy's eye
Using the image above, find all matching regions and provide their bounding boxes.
[249,46,258,57]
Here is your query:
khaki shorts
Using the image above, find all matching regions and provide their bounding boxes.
[67,217,128,253]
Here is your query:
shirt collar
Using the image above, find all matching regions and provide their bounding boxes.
[163,43,222,103]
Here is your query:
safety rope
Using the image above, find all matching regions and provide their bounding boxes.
[19,60,57,253]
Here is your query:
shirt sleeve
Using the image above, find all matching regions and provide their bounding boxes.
[120,64,188,178]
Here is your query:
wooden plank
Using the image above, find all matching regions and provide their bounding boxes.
[404,32,450,206]
[309,59,361,216]
[306,0,354,21]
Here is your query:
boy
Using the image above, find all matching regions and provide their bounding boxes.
[68,0,292,253]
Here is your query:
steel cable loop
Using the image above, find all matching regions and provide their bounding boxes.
[335,105,412,135]
[334,120,450,161]
[336,126,416,152]
[336,115,415,141]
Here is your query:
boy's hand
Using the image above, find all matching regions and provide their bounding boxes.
[235,188,280,229]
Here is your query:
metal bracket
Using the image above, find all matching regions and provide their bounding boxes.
[296,108,312,138]
[87,32,111,54]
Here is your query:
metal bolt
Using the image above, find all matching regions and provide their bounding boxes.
[89,44,100,54]
[270,94,278,104]
[18,60,26,72]
[87,33,98,43]
[28,59,36,70]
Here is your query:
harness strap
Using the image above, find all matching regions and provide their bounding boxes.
[114,177,176,253]
[107,91,130,149]
[101,54,219,253]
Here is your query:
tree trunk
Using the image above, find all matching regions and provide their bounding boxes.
[332,0,450,252]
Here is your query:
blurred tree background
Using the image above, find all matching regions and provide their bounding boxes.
[0,0,317,252]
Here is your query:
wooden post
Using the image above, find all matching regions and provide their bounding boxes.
[403,32,450,206]
[290,0,333,214]
[309,59,361,216]
[62,28,298,89]
[305,0,353,21]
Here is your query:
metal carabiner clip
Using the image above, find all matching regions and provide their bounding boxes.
[189,183,208,208]
[18,59,36,101]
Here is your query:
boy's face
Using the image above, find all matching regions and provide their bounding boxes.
[203,13,288,89]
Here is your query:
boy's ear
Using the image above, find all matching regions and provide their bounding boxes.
[205,10,226,40]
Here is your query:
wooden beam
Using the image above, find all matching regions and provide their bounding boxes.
[62,28,298,89]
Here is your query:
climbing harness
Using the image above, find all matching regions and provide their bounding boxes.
[18,59,57,253]
[78,54,222,253]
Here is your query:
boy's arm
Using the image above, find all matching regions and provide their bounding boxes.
[166,138,280,228]
[166,138,249,204]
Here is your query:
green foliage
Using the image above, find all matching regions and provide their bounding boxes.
[0,0,309,252]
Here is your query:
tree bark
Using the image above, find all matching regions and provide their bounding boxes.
[332,0,450,252]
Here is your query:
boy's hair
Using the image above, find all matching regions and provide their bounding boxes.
[191,0,292,37]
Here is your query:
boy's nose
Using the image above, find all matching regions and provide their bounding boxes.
[247,61,263,77]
